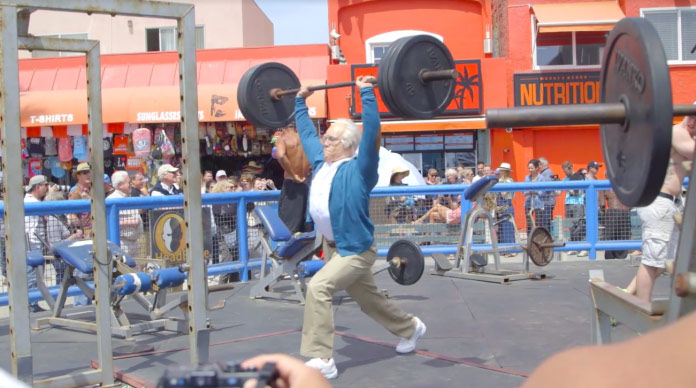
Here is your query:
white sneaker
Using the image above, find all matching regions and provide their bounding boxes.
[305,357,338,380]
[396,317,426,354]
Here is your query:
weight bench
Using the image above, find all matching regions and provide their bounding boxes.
[250,205,321,304]
[26,250,58,311]
[431,175,561,284]
[32,239,192,339]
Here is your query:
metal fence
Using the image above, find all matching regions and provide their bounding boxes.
[0,179,643,297]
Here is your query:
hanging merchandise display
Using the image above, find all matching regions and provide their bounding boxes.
[73,135,88,161]
[58,137,73,162]
[113,134,129,155]
[133,127,152,157]
[50,156,65,179]
[45,137,58,156]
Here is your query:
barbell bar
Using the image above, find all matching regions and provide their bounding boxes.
[269,69,458,100]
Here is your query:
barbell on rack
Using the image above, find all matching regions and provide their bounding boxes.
[237,18,696,208]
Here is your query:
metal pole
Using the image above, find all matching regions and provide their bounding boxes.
[178,6,209,365]
[85,39,116,386]
[0,6,33,383]
[486,103,628,128]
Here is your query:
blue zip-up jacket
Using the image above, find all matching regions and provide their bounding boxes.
[295,87,380,256]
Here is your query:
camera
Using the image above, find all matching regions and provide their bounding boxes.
[157,362,277,388]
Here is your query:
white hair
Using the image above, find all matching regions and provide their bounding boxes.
[538,157,549,167]
[334,119,361,154]
[111,170,129,188]
[445,168,458,177]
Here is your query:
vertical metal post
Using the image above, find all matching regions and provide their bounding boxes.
[666,146,696,322]
[177,8,209,364]
[237,199,249,282]
[585,183,599,259]
[85,40,115,386]
[0,6,32,383]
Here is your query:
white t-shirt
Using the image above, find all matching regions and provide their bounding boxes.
[308,158,351,241]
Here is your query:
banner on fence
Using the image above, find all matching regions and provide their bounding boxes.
[151,207,213,262]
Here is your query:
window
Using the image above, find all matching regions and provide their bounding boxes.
[365,30,443,63]
[534,30,605,68]
[382,131,476,176]
[642,8,696,62]
[146,26,205,52]
[31,33,88,58]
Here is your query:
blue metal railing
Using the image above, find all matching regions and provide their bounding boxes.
[1,179,640,291]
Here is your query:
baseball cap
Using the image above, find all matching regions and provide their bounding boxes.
[26,175,48,192]
[157,164,179,177]
[215,170,227,179]
[587,161,603,169]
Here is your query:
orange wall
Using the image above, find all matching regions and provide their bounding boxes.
[328,0,491,63]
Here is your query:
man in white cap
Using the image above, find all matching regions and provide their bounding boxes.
[215,170,227,183]
[150,164,182,196]
[25,175,49,312]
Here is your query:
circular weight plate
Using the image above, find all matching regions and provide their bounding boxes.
[528,227,554,267]
[237,62,300,128]
[380,35,455,119]
[377,37,408,118]
[386,239,425,286]
[600,18,673,207]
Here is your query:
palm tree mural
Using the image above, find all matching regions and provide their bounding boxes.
[453,65,480,110]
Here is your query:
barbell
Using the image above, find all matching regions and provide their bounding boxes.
[238,18,695,208]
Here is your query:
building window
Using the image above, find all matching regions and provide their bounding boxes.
[365,30,443,64]
[31,33,88,58]
[642,8,696,62]
[146,26,205,52]
[383,131,477,176]
[534,30,605,68]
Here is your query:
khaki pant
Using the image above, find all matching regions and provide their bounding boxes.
[300,240,415,359]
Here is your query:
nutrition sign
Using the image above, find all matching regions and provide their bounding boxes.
[514,71,600,107]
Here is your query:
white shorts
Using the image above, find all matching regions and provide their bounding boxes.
[637,196,680,269]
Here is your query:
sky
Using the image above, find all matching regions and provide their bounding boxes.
[255,0,329,46]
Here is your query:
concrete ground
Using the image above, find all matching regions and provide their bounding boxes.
[0,254,669,388]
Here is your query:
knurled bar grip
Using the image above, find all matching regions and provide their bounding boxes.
[486,103,696,128]
[270,69,458,100]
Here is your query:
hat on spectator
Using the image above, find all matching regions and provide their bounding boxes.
[215,170,227,179]
[157,164,179,177]
[587,161,603,169]
[242,161,264,174]
[72,162,91,178]
[26,175,47,192]
[391,165,410,177]
[497,162,511,171]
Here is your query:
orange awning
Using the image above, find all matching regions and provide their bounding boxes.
[533,2,625,33]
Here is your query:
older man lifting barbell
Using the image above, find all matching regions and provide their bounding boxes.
[292,76,426,380]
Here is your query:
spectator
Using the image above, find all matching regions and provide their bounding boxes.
[444,168,459,184]
[439,168,461,209]
[599,188,631,259]
[150,164,182,196]
[562,161,585,255]
[103,174,114,197]
[44,190,82,285]
[107,171,143,257]
[414,195,461,224]
[472,161,485,182]
[239,172,254,191]
[67,162,92,237]
[537,157,559,231]
[276,121,312,234]
[25,175,49,312]
[425,168,440,185]
[523,159,547,235]
[201,170,214,194]
[459,168,474,184]
[385,166,416,224]
[211,181,237,265]
[215,169,227,182]
[130,172,148,197]
[495,163,516,246]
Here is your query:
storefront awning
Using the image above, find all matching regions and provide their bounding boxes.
[532,2,626,33]
[17,45,329,127]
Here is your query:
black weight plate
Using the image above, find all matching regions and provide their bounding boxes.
[600,18,672,207]
[528,227,554,267]
[386,239,424,286]
[237,62,299,128]
[381,35,456,119]
[378,37,408,118]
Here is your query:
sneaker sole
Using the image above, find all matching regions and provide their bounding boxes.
[396,321,426,354]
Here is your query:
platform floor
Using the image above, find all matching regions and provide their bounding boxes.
[0,258,670,388]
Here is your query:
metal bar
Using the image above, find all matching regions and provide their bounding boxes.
[18,35,98,52]
[85,38,115,386]
[585,182,599,260]
[419,69,459,82]
[673,104,696,117]
[0,0,192,19]
[486,103,627,128]
[0,5,33,383]
[237,199,249,282]
[178,7,209,366]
